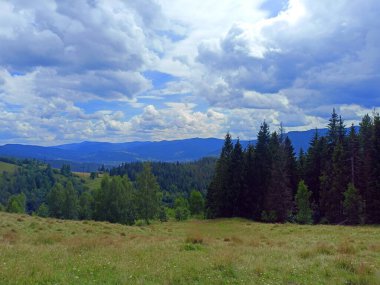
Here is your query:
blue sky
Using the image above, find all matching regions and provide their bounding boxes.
[0,0,379,145]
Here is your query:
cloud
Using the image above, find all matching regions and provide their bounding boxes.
[0,0,379,145]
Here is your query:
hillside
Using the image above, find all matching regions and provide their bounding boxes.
[0,213,379,284]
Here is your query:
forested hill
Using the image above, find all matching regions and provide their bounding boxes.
[109,157,216,200]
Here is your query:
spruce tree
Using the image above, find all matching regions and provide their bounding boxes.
[343,183,363,224]
[241,143,255,219]
[231,138,244,217]
[367,113,380,223]
[358,114,373,222]
[254,122,271,220]
[263,132,292,222]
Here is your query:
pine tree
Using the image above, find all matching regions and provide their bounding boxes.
[358,114,373,222]
[231,138,244,217]
[367,112,380,223]
[263,132,292,222]
[284,136,298,197]
[295,180,313,224]
[206,132,233,218]
[254,122,271,220]
[241,143,255,219]
[343,183,363,224]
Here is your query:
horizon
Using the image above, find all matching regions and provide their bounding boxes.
[1,1,379,145]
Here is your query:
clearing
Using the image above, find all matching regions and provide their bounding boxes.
[0,212,379,284]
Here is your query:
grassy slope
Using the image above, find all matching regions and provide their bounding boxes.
[0,213,379,285]
[0,162,17,174]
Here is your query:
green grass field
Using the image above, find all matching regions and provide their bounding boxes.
[0,162,17,174]
[0,212,379,285]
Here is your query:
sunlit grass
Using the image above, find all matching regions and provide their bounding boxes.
[0,212,379,284]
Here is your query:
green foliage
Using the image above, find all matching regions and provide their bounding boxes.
[78,191,94,220]
[295,180,313,224]
[135,163,161,224]
[158,206,168,222]
[90,172,98,180]
[62,181,79,219]
[261,210,277,223]
[7,193,26,214]
[174,197,190,221]
[47,183,65,218]
[343,183,363,224]
[189,190,204,216]
[36,203,49,218]
[0,203,4,212]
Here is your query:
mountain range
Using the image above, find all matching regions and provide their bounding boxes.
[0,128,333,171]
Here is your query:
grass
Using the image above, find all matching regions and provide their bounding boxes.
[0,213,379,284]
[0,162,17,174]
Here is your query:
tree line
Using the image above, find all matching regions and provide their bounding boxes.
[0,159,205,224]
[206,110,380,224]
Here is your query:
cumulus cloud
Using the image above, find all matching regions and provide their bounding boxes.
[0,0,379,144]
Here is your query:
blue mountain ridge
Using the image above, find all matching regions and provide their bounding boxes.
[0,127,357,169]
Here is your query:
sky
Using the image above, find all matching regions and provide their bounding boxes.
[0,0,379,145]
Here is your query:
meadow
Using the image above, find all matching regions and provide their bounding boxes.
[0,212,379,285]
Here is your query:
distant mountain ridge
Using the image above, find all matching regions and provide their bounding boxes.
[0,127,357,170]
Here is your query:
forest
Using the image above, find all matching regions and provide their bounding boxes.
[206,110,380,224]
[0,110,379,225]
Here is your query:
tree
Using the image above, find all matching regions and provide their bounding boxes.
[254,122,271,220]
[36,203,49,218]
[136,163,161,224]
[47,183,65,218]
[206,132,233,218]
[367,112,380,223]
[343,183,363,225]
[189,190,204,216]
[174,197,190,221]
[60,164,72,177]
[263,132,292,223]
[295,181,313,224]
[79,191,94,220]
[62,181,79,219]
[231,138,244,216]
[7,193,26,214]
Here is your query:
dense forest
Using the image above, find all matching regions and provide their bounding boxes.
[206,110,380,224]
[0,157,207,224]
[109,157,215,206]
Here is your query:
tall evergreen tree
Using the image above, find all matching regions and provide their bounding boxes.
[206,132,233,218]
[241,143,255,219]
[231,138,244,217]
[358,114,373,222]
[343,183,363,225]
[254,122,271,220]
[263,132,292,222]
[367,113,380,223]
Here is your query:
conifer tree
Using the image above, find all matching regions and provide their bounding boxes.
[231,138,244,217]
[263,132,292,222]
[206,132,233,218]
[241,143,255,218]
[47,183,65,218]
[367,112,380,223]
[254,122,271,220]
[358,114,373,221]
[343,183,363,224]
